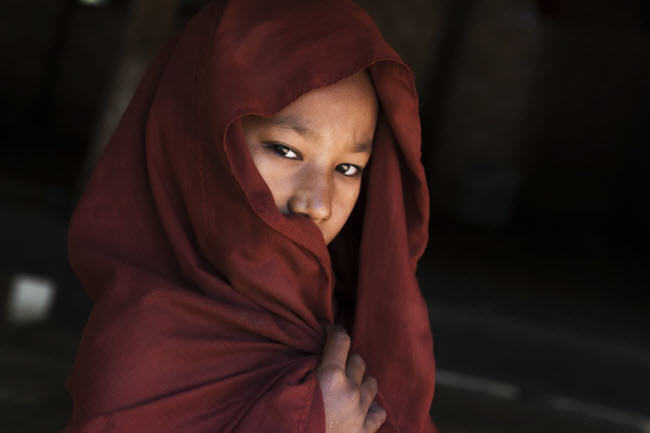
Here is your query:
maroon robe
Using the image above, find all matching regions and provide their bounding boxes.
[63,1,436,432]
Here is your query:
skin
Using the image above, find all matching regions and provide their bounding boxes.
[317,326,387,433]
[242,72,386,433]
[242,71,378,245]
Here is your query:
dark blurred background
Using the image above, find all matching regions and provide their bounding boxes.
[1,0,648,431]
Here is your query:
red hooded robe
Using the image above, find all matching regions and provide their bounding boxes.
[63,1,436,432]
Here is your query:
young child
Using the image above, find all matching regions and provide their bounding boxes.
[63,1,436,432]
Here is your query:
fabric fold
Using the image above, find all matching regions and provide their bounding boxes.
[64,1,436,432]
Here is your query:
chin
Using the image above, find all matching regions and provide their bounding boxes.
[322,231,337,245]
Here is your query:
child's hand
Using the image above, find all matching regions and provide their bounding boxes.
[317,326,387,433]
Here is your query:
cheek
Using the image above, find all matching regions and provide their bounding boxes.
[326,182,361,235]
[249,152,293,210]
[334,182,361,218]
[265,177,294,211]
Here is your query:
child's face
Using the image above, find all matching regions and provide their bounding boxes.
[243,72,378,244]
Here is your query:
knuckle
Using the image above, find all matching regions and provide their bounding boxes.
[364,375,378,391]
[334,330,351,345]
[337,369,352,385]
[319,365,342,379]
[333,369,348,384]
[318,366,343,388]
[317,364,331,374]
[360,377,379,405]
[346,386,361,402]
[365,415,382,431]
[367,405,387,426]
[349,353,365,368]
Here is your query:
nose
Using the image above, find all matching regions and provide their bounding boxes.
[287,173,332,222]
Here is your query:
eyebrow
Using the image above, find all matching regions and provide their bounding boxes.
[267,116,314,137]
[353,140,373,153]
[266,115,373,153]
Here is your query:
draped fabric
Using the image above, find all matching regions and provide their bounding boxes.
[63,1,436,432]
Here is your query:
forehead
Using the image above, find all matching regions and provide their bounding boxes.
[253,72,378,146]
[280,72,378,120]
[261,114,373,154]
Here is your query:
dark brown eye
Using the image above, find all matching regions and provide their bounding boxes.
[268,143,301,160]
[336,163,362,177]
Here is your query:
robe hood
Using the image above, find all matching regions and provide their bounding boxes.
[64,1,436,432]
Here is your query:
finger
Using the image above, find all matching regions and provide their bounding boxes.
[363,402,387,433]
[345,353,366,386]
[319,325,351,371]
[359,375,378,410]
